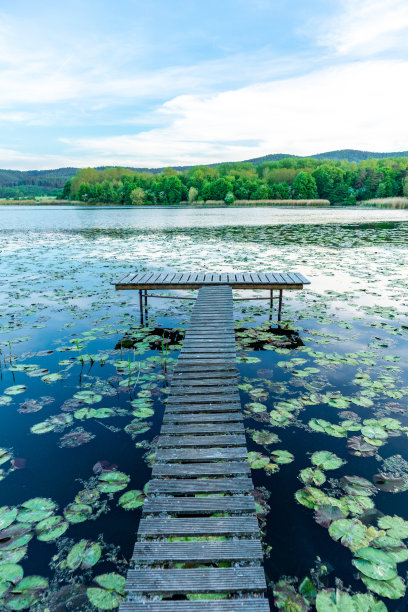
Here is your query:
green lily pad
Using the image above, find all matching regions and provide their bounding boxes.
[371,535,408,563]
[245,402,267,413]
[340,476,376,497]
[118,490,144,510]
[271,450,294,464]
[249,430,280,446]
[311,451,344,470]
[361,574,405,600]
[64,503,92,523]
[0,564,23,597]
[35,516,68,541]
[98,471,130,493]
[75,489,100,504]
[248,452,270,469]
[17,498,56,524]
[0,524,33,551]
[295,487,328,509]
[0,507,18,531]
[4,386,26,396]
[329,519,369,551]
[316,589,354,612]
[300,468,326,486]
[67,539,101,570]
[353,547,397,580]
[5,575,48,610]
[73,390,102,404]
[0,450,12,466]
[378,515,408,539]
[87,573,126,610]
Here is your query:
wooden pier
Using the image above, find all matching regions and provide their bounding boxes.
[115,270,310,323]
[116,273,310,611]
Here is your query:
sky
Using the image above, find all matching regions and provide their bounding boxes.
[0,0,408,170]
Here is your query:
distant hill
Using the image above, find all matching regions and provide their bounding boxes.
[244,149,408,165]
[1,149,408,197]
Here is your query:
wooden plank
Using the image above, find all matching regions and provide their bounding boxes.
[120,600,270,612]
[148,478,253,495]
[132,540,263,562]
[124,567,266,592]
[167,394,240,404]
[164,404,241,414]
[138,517,260,537]
[157,434,246,447]
[152,462,250,477]
[163,412,243,424]
[293,271,310,284]
[169,386,238,396]
[160,422,245,434]
[155,447,248,462]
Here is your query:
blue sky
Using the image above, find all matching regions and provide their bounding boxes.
[1,0,407,169]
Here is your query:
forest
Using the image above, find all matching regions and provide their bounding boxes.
[61,156,408,205]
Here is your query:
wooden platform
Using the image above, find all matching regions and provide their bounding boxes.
[116,270,309,290]
[119,286,270,611]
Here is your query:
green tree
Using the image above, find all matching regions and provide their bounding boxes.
[291,172,318,199]
[130,187,145,205]
[188,186,199,203]
[403,175,408,196]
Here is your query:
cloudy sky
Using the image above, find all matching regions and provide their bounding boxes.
[1,0,407,169]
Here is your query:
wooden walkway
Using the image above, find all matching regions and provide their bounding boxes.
[116,270,309,290]
[119,286,270,611]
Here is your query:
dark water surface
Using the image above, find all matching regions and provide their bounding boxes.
[0,207,407,610]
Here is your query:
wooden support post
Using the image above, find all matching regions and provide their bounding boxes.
[270,289,273,323]
[278,290,283,322]
[139,290,144,325]
[144,290,148,325]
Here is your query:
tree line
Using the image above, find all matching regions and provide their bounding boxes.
[62,157,408,205]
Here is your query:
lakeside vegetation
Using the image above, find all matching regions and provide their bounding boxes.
[60,157,408,206]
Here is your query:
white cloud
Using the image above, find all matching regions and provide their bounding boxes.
[61,59,408,167]
[318,0,408,56]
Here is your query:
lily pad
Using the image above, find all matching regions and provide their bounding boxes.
[329,519,369,551]
[73,390,102,404]
[311,451,344,470]
[0,564,23,598]
[4,386,26,396]
[314,505,346,528]
[87,573,125,610]
[300,468,326,486]
[118,490,144,510]
[35,516,68,541]
[67,540,101,570]
[361,574,405,600]
[353,547,397,580]
[340,476,376,497]
[0,507,18,531]
[98,471,130,493]
[271,450,294,464]
[248,452,270,470]
[64,503,92,524]
[378,515,408,539]
[5,575,48,610]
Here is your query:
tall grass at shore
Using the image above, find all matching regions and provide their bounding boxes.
[180,199,330,206]
[360,197,408,208]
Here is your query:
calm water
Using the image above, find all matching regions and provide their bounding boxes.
[0,206,407,611]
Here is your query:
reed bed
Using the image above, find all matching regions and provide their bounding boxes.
[181,199,330,207]
[359,197,408,209]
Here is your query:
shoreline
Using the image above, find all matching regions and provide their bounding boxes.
[1,203,408,210]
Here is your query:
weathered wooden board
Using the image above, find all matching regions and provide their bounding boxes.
[119,285,270,611]
[143,495,255,514]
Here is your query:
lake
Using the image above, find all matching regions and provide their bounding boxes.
[0,206,407,611]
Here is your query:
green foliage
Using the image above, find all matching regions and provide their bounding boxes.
[52,154,408,205]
